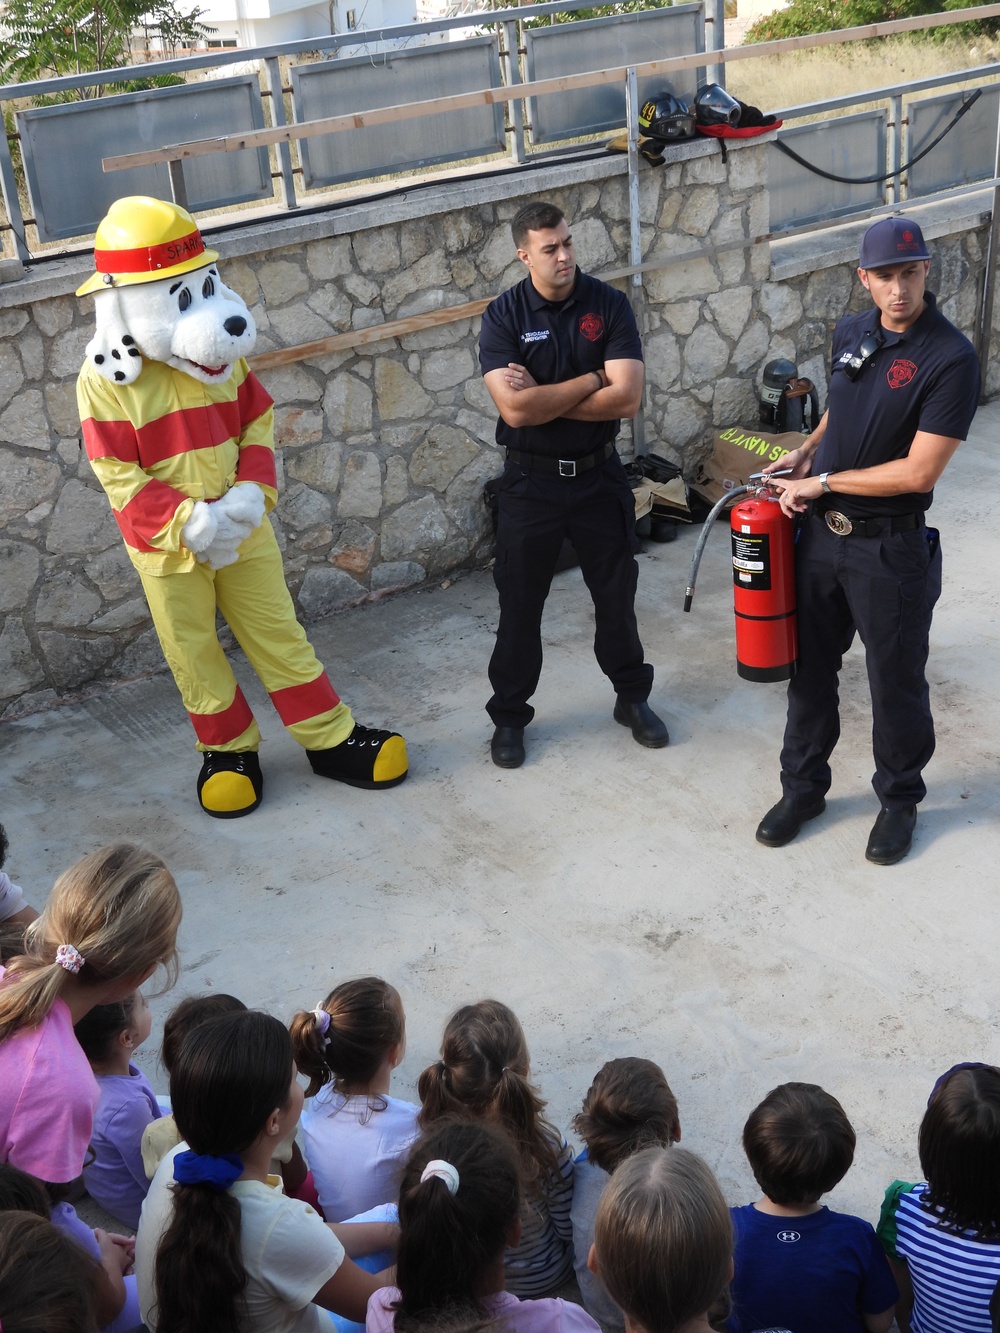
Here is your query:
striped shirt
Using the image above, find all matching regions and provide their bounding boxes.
[895,1182,1000,1332]
[77,357,276,575]
[505,1134,575,1298]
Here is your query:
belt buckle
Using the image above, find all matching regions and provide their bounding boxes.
[824,510,853,536]
[558,458,577,478]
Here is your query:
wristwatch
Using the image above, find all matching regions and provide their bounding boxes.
[819,472,832,493]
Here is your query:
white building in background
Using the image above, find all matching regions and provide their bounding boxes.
[198,0,420,48]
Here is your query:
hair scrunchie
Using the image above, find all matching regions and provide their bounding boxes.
[312,1007,331,1042]
[173,1150,243,1191]
[420,1159,460,1195]
[55,944,85,974]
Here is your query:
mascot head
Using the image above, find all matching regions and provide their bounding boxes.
[76,196,257,387]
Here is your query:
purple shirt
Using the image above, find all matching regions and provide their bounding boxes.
[83,1062,162,1229]
[367,1287,600,1333]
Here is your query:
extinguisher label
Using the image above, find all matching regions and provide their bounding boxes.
[732,532,771,590]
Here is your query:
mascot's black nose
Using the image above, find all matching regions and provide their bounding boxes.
[224,316,247,337]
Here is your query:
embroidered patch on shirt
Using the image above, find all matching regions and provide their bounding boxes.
[886,359,916,389]
[521,330,550,343]
[579,314,604,342]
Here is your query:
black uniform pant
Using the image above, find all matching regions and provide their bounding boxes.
[487,454,654,729]
[779,513,942,810]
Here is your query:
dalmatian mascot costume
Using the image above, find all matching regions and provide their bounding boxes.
[76,196,407,817]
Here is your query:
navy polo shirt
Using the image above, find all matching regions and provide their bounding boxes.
[478,269,643,459]
[815,291,980,518]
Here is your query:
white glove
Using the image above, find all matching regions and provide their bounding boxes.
[215,483,266,531]
[203,538,243,570]
[211,509,256,547]
[181,500,218,555]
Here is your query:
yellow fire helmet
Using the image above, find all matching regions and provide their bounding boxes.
[76,196,220,297]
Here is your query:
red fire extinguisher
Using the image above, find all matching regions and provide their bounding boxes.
[684,471,797,681]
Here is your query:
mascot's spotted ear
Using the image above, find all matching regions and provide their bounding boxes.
[74,195,408,820]
[84,287,146,385]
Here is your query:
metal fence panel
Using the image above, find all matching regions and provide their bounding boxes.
[769,111,886,231]
[907,85,1000,199]
[524,5,703,145]
[292,38,506,188]
[17,76,270,244]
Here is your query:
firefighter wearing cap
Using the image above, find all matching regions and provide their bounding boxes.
[76,196,407,817]
[754,216,979,865]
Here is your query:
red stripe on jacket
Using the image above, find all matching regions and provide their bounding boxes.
[238,372,273,423]
[116,480,189,552]
[82,416,140,463]
[135,401,244,466]
[189,686,256,745]
[236,444,277,490]
[269,673,341,726]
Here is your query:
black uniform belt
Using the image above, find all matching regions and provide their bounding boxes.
[506,441,614,478]
[815,507,923,538]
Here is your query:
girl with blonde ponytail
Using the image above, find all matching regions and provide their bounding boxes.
[0,843,181,1187]
[417,1000,574,1297]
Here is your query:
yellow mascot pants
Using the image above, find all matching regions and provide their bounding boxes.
[139,519,354,753]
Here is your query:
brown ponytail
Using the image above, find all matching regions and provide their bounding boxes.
[290,976,404,1099]
[417,1000,561,1189]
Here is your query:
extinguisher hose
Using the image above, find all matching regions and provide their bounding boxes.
[683,486,751,613]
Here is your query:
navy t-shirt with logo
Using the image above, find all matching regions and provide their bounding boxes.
[478,269,643,460]
[814,290,980,518]
[728,1203,899,1333]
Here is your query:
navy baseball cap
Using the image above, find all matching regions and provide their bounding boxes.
[859,217,930,269]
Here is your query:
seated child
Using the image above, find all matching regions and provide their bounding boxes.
[140,992,247,1180]
[0,1161,140,1333]
[292,977,418,1221]
[418,999,574,1297]
[729,1082,897,1333]
[135,1009,396,1332]
[367,1117,599,1333]
[589,1146,733,1333]
[75,990,161,1230]
[877,1061,1000,1333]
[0,822,37,927]
[571,1057,681,1332]
[0,1210,102,1333]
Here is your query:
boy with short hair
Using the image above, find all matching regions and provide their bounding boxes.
[729,1082,898,1333]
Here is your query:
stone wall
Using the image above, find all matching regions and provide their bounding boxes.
[0,141,993,716]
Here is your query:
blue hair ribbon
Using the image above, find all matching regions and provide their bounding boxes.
[173,1149,243,1191]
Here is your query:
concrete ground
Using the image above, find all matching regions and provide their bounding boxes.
[4,399,999,1231]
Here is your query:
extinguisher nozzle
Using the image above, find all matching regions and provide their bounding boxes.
[683,590,694,613]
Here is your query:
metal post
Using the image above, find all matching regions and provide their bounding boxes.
[626,65,646,456]
[502,19,526,165]
[975,91,1000,390]
[888,93,902,205]
[706,0,725,89]
[263,55,298,211]
[167,158,189,209]
[0,124,30,264]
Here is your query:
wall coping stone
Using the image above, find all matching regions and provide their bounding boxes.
[770,189,993,282]
[0,134,769,312]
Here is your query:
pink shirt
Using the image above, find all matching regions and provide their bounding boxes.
[0,969,100,1182]
[366,1287,601,1333]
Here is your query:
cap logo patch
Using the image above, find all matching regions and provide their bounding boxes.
[887,358,916,389]
[579,313,604,342]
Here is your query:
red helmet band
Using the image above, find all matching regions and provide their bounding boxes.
[94,229,205,275]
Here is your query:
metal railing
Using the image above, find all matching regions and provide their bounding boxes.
[769,65,1000,230]
[0,0,723,262]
